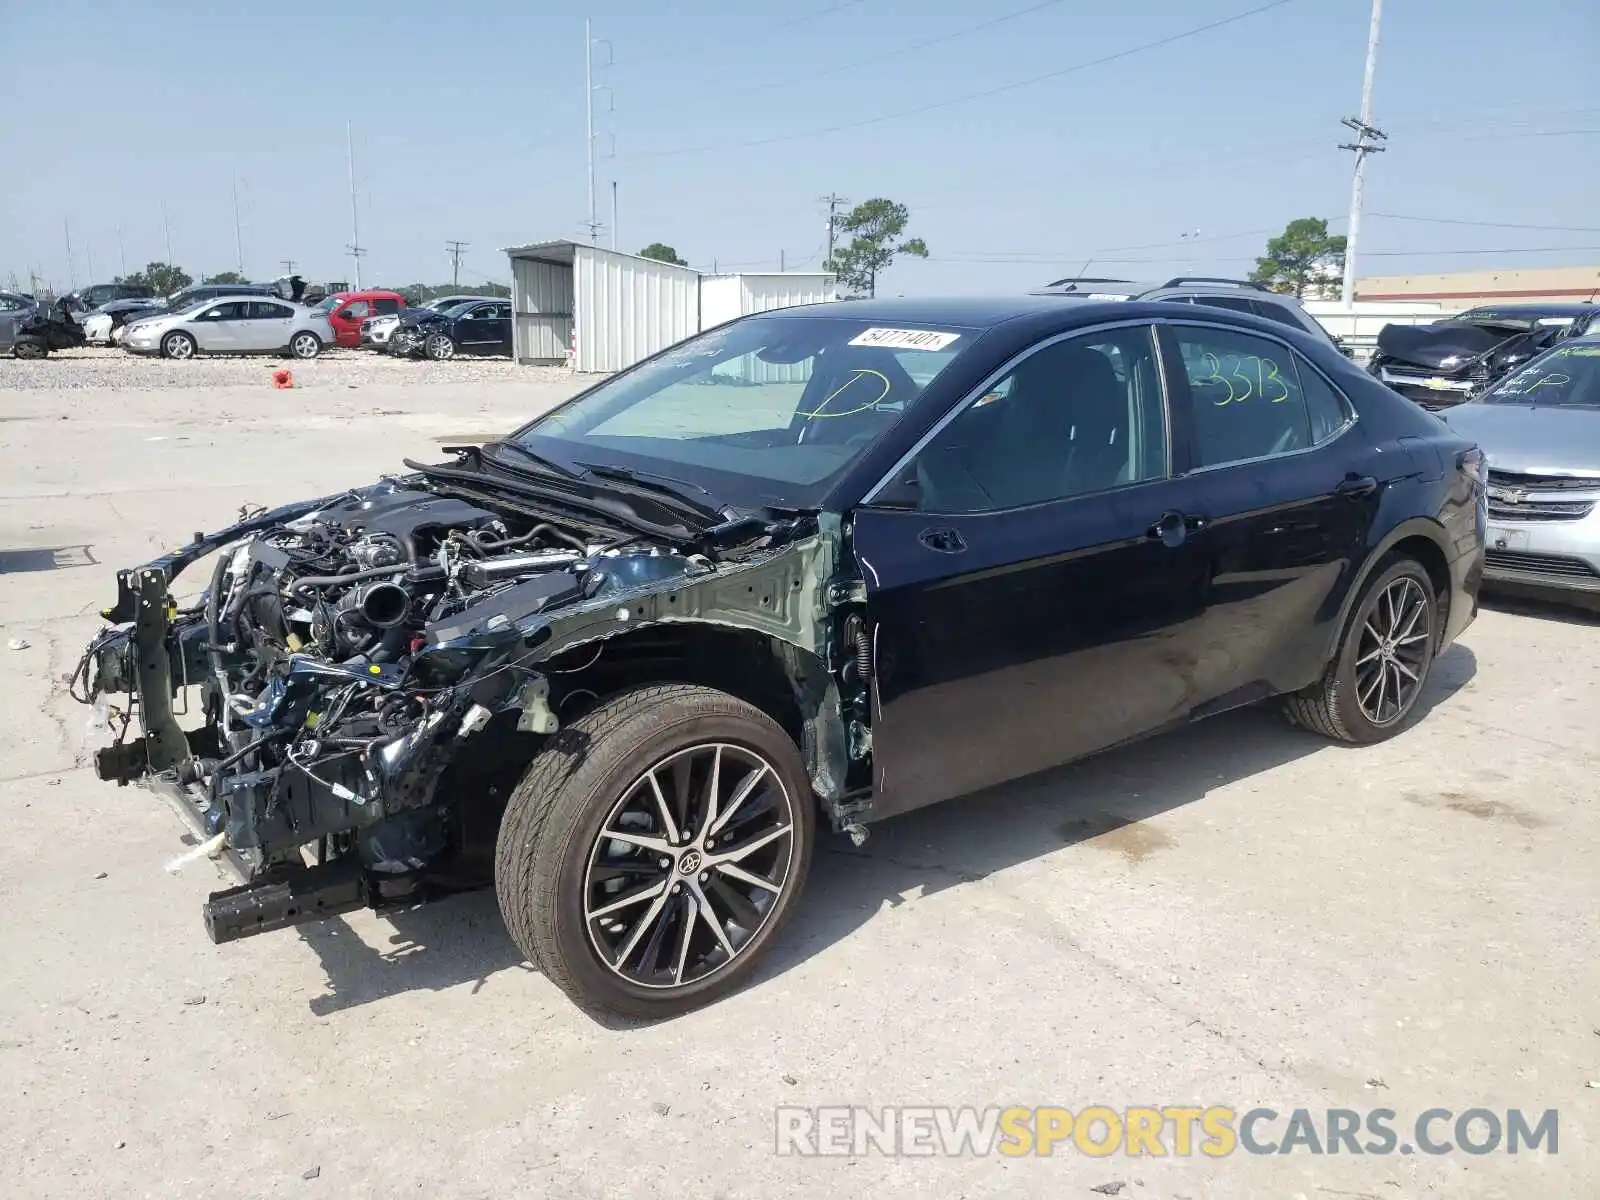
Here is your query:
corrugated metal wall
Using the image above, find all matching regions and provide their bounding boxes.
[511,258,573,363]
[699,274,838,384]
[573,247,700,373]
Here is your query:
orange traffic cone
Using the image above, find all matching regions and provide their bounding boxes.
[273,369,293,389]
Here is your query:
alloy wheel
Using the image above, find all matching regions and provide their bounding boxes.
[425,334,455,361]
[1354,576,1431,726]
[583,742,797,990]
[290,332,319,359]
[164,333,194,360]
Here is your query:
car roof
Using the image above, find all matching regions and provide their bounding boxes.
[1457,302,1596,317]
[762,294,1076,328]
[1030,276,1301,304]
[333,289,405,300]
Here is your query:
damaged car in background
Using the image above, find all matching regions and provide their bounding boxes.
[75,297,1484,1017]
[1368,302,1597,409]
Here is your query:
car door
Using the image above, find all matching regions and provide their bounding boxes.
[0,294,26,350]
[329,299,370,346]
[851,322,1216,821]
[485,302,513,353]
[240,300,295,351]
[1154,320,1379,707]
[190,301,249,352]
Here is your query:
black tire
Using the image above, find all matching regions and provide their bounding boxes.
[288,331,322,359]
[162,331,197,360]
[1286,555,1438,743]
[12,338,47,360]
[495,684,815,1019]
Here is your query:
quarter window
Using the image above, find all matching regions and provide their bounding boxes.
[910,325,1168,513]
[1170,326,1332,467]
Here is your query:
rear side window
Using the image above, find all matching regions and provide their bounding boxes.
[1251,299,1315,333]
[1189,295,1257,315]
[1297,357,1354,443]
[1170,326,1324,468]
[373,298,401,315]
[248,301,293,319]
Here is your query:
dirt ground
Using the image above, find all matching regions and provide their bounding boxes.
[1,355,1596,1199]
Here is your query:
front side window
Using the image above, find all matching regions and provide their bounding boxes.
[1171,326,1336,467]
[517,315,975,505]
[907,325,1167,513]
[340,300,371,320]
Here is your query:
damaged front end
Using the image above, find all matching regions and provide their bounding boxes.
[74,475,865,944]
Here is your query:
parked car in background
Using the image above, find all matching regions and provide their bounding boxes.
[1031,276,1345,351]
[314,290,406,348]
[1440,332,1600,606]
[360,295,495,349]
[83,297,166,343]
[1368,303,1597,409]
[122,297,332,360]
[389,298,512,360]
[0,290,42,353]
[76,296,1483,1016]
[4,296,87,358]
[58,282,158,323]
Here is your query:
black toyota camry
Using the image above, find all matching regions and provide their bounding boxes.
[77,296,1486,1017]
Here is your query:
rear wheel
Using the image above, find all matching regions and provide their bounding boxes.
[495,684,815,1018]
[162,331,196,360]
[288,331,322,359]
[1286,556,1437,743]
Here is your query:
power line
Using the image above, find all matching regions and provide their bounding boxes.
[923,246,1600,266]
[613,0,872,68]
[655,0,1067,110]
[1368,213,1600,234]
[624,0,1303,160]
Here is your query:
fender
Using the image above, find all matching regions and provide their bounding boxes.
[1321,515,1456,667]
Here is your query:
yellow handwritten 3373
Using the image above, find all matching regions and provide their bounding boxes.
[1193,352,1292,406]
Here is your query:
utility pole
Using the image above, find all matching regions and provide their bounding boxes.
[64,217,76,290]
[445,240,468,287]
[820,194,849,265]
[610,181,618,251]
[346,121,365,288]
[779,249,785,272]
[162,201,173,265]
[1339,0,1386,308]
[116,226,127,277]
[232,176,246,278]
[281,258,297,275]
[582,21,613,244]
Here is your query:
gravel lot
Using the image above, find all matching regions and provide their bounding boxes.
[0,344,549,392]
[1,363,1596,1199]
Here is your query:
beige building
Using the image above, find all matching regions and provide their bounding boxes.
[1356,264,1600,306]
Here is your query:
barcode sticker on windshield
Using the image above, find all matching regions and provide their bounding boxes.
[848,327,962,352]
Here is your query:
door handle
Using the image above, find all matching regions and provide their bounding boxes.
[1147,510,1202,548]
[917,526,966,554]
[1335,473,1380,498]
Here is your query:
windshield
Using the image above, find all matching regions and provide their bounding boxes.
[512,315,974,507]
[313,296,343,313]
[1481,343,1600,407]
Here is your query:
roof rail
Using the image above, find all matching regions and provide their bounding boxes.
[1043,276,1136,287]
[1158,276,1267,291]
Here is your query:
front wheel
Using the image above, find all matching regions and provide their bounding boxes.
[288,331,322,359]
[12,338,48,359]
[162,331,196,360]
[495,684,815,1018]
[423,333,456,361]
[1286,556,1438,743]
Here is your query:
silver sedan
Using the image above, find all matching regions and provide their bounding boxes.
[122,298,333,360]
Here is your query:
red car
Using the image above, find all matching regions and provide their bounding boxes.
[315,290,406,348]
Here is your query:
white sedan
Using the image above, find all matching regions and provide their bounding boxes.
[122,298,334,360]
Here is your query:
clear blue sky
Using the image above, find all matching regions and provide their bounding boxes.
[1,0,1596,295]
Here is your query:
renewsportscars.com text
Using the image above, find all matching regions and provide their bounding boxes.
[775,1105,1559,1158]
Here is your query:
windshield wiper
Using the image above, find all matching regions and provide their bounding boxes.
[478,440,580,479]
[572,461,726,521]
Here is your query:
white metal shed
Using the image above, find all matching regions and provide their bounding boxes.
[504,240,701,373]
[698,272,837,330]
